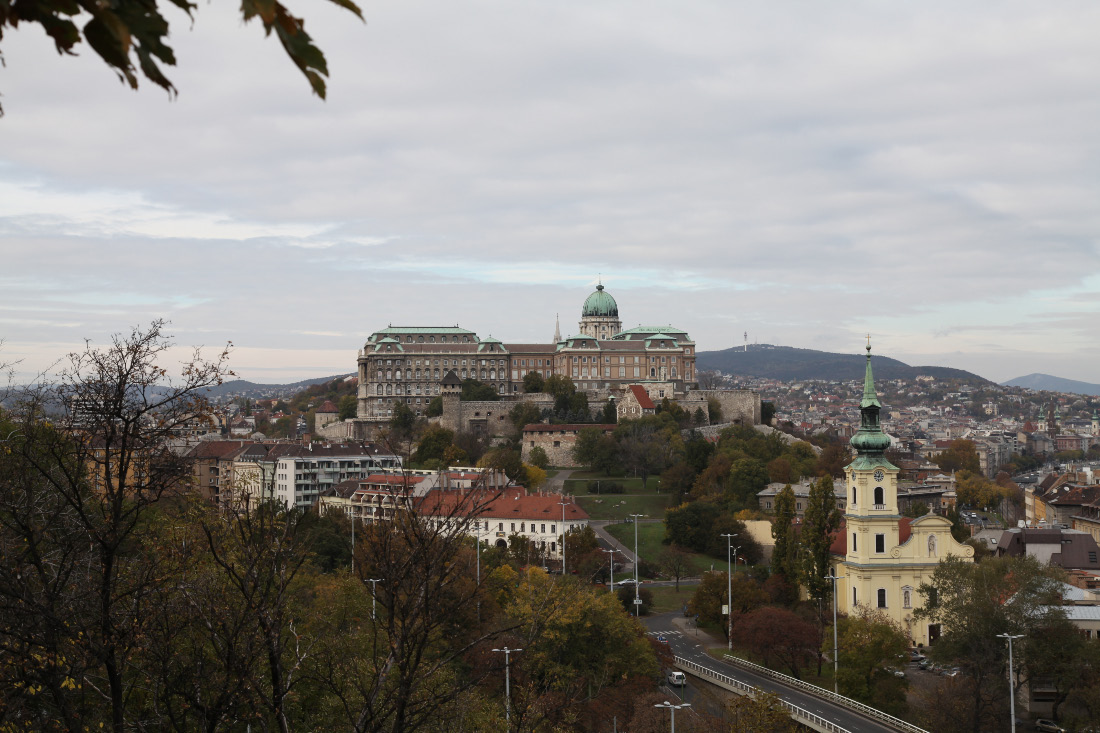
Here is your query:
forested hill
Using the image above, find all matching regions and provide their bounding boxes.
[1002,373,1100,397]
[696,344,990,383]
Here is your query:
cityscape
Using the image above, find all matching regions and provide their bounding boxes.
[3,2,1100,732]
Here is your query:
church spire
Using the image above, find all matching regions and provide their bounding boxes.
[553,313,561,343]
[850,340,892,458]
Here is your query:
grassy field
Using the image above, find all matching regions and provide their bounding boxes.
[564,476,661,495]
[602,522,722,577]
[574,494,671,521]
[645,584,696,615]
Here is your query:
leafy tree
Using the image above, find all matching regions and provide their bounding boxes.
[727,457,769,508]
[770,485,798,580]
[390,400,417,439]
[600,399,617,424]
[830,607,910,715]
[800,475,841,603]
[707,396,723,424]
[412,424,455,465]
[0,0,362,114]
[522,371,545,393]
[935,439,982,474]
[508,401,542,435]
[524,464,547,490]
[726,690,800,733]
[902,501,930,518]
[687,571,729,629]
[460,379,500,402]
[338,394,357,420]
[914,555,1067,733]
[543,374,575,400]
[692,406,707,426]
[690,452,732,499]
[657,546,693,591]
[767,456,793,484]
[572,427,604,468]
[814,441,851,478]
[658,461,695,505]
[731,607,818,679]
[665,500,722,554]
[527,446,549,470]
[683,435,715,474]
[478,448,527,485]
[425,395,443,417]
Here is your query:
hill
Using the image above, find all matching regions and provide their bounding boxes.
[696,344,989,384]
[1002,373,1100,397]
[199,373,356,400]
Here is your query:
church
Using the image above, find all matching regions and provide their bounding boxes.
[831,343,974,647]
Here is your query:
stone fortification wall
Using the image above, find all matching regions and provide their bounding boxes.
[686,422,821,455]
[699,389,761,425]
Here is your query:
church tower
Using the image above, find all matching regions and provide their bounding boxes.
[837,341,973,646]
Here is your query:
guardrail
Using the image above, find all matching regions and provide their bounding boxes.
[720,654,929,733]
[674,656,850,733]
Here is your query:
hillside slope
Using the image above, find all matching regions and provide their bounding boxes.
[1002,373,1100,397]
[696,344,989,383]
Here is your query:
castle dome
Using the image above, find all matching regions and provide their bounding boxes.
[581,284,618,317]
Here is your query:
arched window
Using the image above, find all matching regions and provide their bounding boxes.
[928,535,938,558]
[873,486,884,506]
[851,487,857,504]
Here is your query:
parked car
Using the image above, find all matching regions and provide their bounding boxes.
[667,671,687,687]
[1034,720,1065,733]
[614,578,640,587]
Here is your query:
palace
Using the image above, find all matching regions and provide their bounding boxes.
[831,344,974,647]
[355,283,699,422]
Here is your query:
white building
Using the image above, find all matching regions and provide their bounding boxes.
[271,444,401,509]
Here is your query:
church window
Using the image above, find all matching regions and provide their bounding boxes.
[874,486,884,507]
[852,487,857,504]
[877,589,887,608]
[875,534,885,553]
[851,533,857,552]
[853,588,858,606]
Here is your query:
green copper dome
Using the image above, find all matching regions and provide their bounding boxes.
[582,284,618,317]
[850,343,893,456]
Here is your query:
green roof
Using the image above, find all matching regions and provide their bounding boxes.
[371,326,476,338]
[612,325,691,340]
[850,344,891,455]
[582,284,618,317]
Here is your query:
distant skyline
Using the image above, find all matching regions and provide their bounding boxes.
[2,2,1098,385]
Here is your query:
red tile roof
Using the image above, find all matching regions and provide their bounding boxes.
[317,400,339,413]
[629,385,656,410]
[417,488,589,521]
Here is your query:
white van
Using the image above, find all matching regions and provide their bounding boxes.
[667,671,686,687]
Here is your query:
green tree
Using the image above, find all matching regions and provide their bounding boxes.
[770,485,798,580]
[731,606,819,679]
[761,401,776,425]
[914,555,1067,733]
[830,608,910,715]
[522,371,545,393]
[412,424,455,465]
[527,446,549,470]
[0,0,363,114]
[658,461,695,505]
[508,401,542,434]
[935,439,982,474]
[727,457,769,507]
[800,475,841,603]
[425,395,443,417]
[338,394,357,420]
[706,396,723,424]
[600,399,617,424]
[460,378,500,401]
[902,501,930,518]
[657,546,693,592]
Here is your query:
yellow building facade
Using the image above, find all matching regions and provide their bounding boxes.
[832,345,974,647]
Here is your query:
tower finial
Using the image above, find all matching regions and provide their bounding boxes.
[866,333,871,352]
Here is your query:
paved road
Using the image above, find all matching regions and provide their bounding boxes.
[643,612,903,733]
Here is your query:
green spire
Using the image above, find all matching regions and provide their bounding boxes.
[849,339,893,463]
[860,340,881,409]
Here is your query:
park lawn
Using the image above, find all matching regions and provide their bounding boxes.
[603,521,725,578]
[645,584,696,615]
[563,475,661,494]
[574,494,671,521]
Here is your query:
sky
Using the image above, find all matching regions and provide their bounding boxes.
[2,1,1099,386]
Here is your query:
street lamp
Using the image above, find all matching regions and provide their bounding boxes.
[602,547,618,591]
[720,533,737,650]
[365,578,383,621]
[654,700,691,732]
[629,513,645,617]
[558,498,569,575]
[492,646,522,728]
[733,546,741,574]
[998,632,1024,733]
[825,571,844,693]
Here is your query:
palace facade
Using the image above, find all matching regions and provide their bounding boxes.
[355,283,699,421]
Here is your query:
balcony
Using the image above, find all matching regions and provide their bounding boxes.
[873,504,887,510]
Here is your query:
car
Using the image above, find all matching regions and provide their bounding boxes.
[1034,720,1065,733]
[614,578,640,587]
[667,671,687,687]
[887,667,906,678]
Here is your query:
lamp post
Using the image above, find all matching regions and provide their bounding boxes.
[720,533,737,650]
[998,632,1024,733]
[654,700,691,732]
[492,646,522,728]
[733,546,741,574]
[825,571,844,693]
[558,498,569,575]
[629,513,645,617]
[602,547,618,591]
[475,533,481,622]
[365,577,382,621]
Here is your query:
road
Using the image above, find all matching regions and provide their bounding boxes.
[643,612,905,733]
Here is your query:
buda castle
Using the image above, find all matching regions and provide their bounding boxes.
[354,283,701,423]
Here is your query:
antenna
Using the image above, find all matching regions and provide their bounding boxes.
[744,331,747,352]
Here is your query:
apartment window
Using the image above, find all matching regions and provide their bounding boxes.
[550,524,555,533]
[877,589,887,608]
[498,523,503,531]
[510,523,515,532]
[541,523,546,533]
[875,534,885,553]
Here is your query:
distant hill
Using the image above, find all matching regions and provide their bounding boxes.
[696,344,990,384]
[1002,373,1100,397]
[199,373,356,399]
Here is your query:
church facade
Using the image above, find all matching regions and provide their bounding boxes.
[355,283,699,422]
[831,344,974,647]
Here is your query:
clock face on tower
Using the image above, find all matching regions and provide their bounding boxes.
[873,469,885,482]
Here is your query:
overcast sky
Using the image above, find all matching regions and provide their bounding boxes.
[2,1,1098,385]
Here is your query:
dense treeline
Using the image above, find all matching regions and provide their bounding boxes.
[0,324,666,733]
